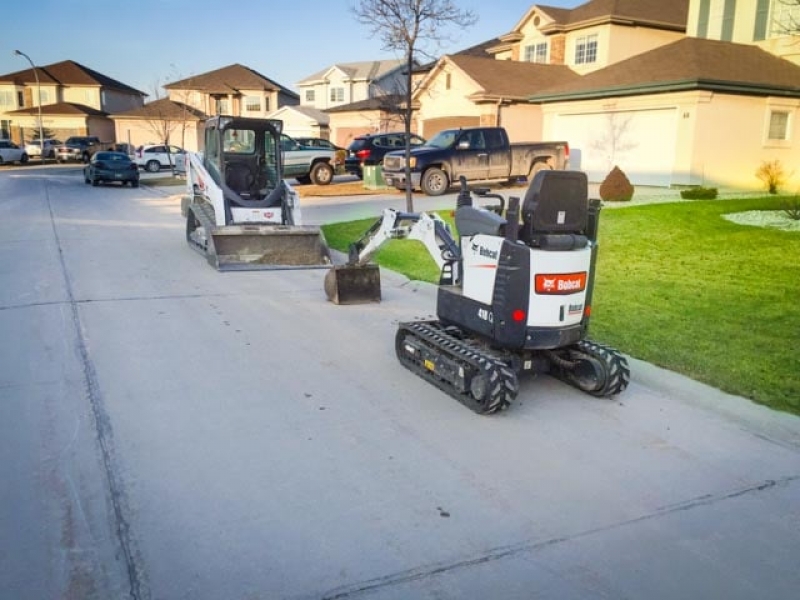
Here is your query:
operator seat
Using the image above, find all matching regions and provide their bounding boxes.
[225,162,256,198]
[521,170,589,250]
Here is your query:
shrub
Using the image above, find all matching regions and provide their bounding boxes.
[755,159,786,194]
[599,166,634,202]
[782,194,800,220]
[680,186,718,200]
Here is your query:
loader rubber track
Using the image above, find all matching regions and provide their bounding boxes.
[395,321,519,415]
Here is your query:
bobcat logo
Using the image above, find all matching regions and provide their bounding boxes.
[541,277,556,291]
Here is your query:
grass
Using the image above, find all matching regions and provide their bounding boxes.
[322,196,800,415]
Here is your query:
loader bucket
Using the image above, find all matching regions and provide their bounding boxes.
[209,225,331,271]
[324,264,382,304]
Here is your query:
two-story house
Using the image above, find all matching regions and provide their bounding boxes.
[411,1,688,142]
[0,60,144,144]
[296,60,415,146]
[111,64,299,152]
[530,0,800,188]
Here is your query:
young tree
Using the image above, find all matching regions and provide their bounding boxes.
[354,0,477,211]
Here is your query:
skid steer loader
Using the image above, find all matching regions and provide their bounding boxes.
[326,172,629,414]
[182,116,330,270]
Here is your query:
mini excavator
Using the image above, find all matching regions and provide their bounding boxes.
[325,171,630,414]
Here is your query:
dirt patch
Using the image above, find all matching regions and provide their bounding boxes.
[295,180,402,197]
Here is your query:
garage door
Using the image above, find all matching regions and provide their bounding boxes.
[421,116,480,139]
[554,108,678,186]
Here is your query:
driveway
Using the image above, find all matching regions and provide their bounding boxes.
[1,169,798,599]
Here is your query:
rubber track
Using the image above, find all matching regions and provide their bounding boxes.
[396,321,519,415]
[562,339,630,397]
[186,202,216,259]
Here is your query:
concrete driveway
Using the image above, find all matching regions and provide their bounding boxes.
[1,168,798,599]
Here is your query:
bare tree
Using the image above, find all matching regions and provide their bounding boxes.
[354,0,477,211]
[143,79,177,153]
[590,113,637,173]
[775,0,800,35]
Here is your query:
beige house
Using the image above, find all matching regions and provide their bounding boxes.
[0,60,144,144]
[266,105,331,139]
[408,0,799,190]
[111,64,299,152]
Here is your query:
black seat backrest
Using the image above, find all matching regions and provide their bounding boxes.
[522,170,588,235]
[225,162,255,196]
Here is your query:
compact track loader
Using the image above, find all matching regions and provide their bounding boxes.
[182,116,330,270]
[327,171,630,414]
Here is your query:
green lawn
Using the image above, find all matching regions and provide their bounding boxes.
[322,196,800,415]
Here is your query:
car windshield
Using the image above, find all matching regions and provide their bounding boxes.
[95,152,128,161]
[425,130,458,149]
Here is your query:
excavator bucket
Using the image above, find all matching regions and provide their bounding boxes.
[324,264,381,304]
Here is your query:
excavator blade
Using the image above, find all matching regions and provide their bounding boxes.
[324,264,381,304]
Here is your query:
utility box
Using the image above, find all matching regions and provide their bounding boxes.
[363,165,387,190]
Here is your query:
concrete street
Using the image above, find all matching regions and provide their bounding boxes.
[1,165,799,599]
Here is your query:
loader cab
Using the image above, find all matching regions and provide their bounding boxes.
[203,116,283,204]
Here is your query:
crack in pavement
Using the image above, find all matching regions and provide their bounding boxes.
[45,181,148,600]
[314,474,800,600]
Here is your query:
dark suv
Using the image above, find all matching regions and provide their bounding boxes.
[344,132,425,178]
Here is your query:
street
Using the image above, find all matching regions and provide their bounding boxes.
[1,165,799,600]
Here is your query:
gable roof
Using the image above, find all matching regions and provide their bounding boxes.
[324,94,406,114]
[297,60,406,85]
[165,64,298,98]
[529,37,800,102]
[0,60,144,95]
[511,0,688,35]
[269,104,331,125]
[110,98,207,120]
[6,101,108,117]
[433,55,581,102]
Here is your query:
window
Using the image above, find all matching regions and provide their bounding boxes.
[524,42,548,63]
[244,96,261,112]
[697,0,710,37]
[0,91,15,108]
[217,98,230,114]
[721,0,737,41]
[265,97,270,112]
[0,120,10,139]
[574,34,598,65]
[37,89,51,105]
[330,87,344,102]
[771,0,800,35]
[768,110,789,140]
[445,73,451,90]
[305,90,315,102]
[754,0,770,40]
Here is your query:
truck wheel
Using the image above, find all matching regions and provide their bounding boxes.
[146,160,161,173]
[21,153,29,164]
[421,167,449,196]
[529,160,552,182]
[310,161,334,185]
[295,175,311,185]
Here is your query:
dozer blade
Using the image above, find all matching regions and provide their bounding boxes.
[324,264,381,304]
[210,225,331,271]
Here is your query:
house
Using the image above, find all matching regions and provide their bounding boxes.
[411,0,689,143]
[529,0,800,188]
[266,105,331,139]
[0,60,145,144]
[111,64,299,152]
[408,0,799,190]
[297,60,407,111]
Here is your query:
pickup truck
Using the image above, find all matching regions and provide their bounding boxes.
[280,134,336,185]
[381,126,569,196]
[56,136,114,163]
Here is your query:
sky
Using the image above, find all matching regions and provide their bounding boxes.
[1,0,577,98]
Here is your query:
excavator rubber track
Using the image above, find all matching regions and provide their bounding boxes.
[547,339,631,397]
[395,320,519,415]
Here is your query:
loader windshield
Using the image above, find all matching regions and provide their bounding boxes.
[219,127,281,194]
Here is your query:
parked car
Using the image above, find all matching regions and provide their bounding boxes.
[134,144,185,172]
[0,140,29,165]
[25,139,62,159]
[345,132,426,178]
[83,151,140,187]
[56,136,113,163]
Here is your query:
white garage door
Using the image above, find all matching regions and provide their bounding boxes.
[554,108,678,186]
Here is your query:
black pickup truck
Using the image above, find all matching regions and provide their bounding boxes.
[381,126,569,196]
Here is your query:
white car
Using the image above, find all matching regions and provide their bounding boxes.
[25,139,62,159]
[134,144,185,172]
[0,140,29,165]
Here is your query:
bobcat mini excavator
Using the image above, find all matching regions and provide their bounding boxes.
[325,171,630,414]
[183,116,330,270]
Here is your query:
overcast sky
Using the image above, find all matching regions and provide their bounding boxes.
[1,0,576,98]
